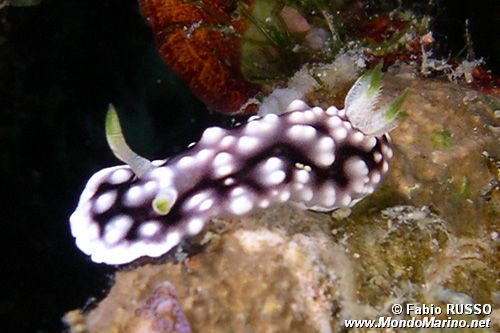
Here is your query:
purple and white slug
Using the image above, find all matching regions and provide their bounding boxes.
[70,64,406,264]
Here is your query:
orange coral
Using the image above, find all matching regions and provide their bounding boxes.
[140,0,260,114]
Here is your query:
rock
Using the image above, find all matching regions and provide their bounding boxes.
[64,73,499,332]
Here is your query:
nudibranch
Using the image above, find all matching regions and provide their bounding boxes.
[70,64,407,264]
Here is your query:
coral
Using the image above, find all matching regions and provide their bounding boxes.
[66,205,365,333]
[139,1,481,114]
[65,202,498,332]
[132,282,191,333]
[139,0,259,114]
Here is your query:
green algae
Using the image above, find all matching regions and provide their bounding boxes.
[238,1,346,82]
[431,129,455,150]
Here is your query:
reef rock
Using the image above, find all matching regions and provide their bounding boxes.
[64,73,499,332]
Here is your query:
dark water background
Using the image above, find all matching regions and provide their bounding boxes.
[0,0,498,332]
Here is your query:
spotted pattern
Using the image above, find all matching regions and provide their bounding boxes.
[70,101,393,264]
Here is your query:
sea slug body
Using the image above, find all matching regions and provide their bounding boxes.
[70,64,405,264]
[70,100,392,264]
